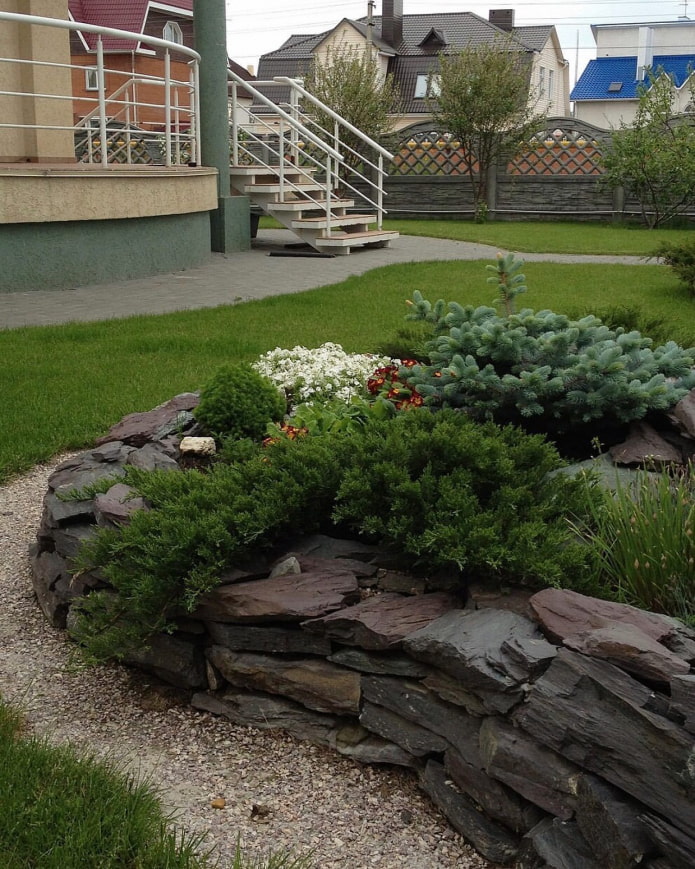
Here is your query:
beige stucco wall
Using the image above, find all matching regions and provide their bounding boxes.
[594,22,695,58]
[0,166,218,224]
[0,1,75,162]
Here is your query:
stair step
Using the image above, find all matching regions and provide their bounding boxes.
[314,230,399,254]
[291,213,376,230]
[241,182,324,195]
[268,198,355,212]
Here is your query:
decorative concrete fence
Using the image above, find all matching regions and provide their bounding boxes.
[31,394,695,868]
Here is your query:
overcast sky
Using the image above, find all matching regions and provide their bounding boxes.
[225,0,692,86]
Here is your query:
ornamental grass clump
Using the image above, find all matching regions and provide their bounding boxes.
[574,464,695,624]
[403,279,695,433]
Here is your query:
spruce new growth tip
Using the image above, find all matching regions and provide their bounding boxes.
[487,251,527,315]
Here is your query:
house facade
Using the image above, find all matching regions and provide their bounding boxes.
[571,19,695,127]
[68,0,194,130]
[255,3,570,132]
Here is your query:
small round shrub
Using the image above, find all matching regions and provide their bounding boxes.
[194,363,286,441]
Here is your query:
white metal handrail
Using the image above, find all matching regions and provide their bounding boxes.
[0,10,200,167]
[229,72,394,228]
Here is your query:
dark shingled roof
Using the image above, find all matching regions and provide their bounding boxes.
[256,10,553,114]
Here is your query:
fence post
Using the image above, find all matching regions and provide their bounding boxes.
[486,161,498,220]
[612,184,625,224]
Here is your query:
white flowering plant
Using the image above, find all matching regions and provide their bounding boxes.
[253,342,393,410]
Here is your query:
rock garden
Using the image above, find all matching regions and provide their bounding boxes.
[31,256,695,868]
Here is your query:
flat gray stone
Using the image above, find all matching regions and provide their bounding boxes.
[125,633,206,690]
[445,746,544,834]
[194,569,360,622]
[479,716,580,820]
[361,675,482,767]
[48,461,126,494]
[403,608,557,712]
[302,592,459,650]
[327,648,429,678]
[514,648,695,836]
[574,774,651,869]
[563,623,690,683]
[670,674,695,734]
[332,724,416,767]
[672,388,695,439]
[95,393,199,447]
[206,646,361,715]
[360,700,449,756]
[52,523,96,561]
[519,818,602,869]
[125,442,180,472]
[94,483,147,526]
[419,760,519,864]
[31,549,71,628]
[609,420,683,466]
[192,689,337,746]
[641,812,695,869]
[41,490,94,527]
[206,622,332,656]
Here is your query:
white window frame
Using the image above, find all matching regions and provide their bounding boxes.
[84,66,99,91]
[163,20,184,44]
[547,68,554,101]
[414,73,440,99]
[538,66,546,97]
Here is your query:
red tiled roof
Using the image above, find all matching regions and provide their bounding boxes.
[68,0,193,51]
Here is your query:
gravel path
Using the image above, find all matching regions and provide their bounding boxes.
[0,457,494,869]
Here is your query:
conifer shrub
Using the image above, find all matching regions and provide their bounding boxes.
[403,290,695,433]
[194,362,286,442]
[651,236,695,296]
[333,409,596,587]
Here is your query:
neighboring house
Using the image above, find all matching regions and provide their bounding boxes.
[254,3,570,132]
[571,19,695,127]
[227,58,256,125]
[68,0,194,130]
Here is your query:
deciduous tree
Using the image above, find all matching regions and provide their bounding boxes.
[431,39,545,220]
[603,69,695,228]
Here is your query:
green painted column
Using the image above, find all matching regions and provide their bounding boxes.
[194,0,250,252]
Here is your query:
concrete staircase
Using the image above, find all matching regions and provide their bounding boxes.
[229,164,398,255]
[228,73,399,256]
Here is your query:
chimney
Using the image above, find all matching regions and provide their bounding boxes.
[488,9,515,33]
[636,26,654,80]
[382,0,403,47]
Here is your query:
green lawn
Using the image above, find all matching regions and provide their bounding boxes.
[260,215,694,255]
[1,257,692,483]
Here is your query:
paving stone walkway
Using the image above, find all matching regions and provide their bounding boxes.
[0,229,646,330]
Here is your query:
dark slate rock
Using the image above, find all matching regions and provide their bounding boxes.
[93,483,147,527]
[641,813,695,869]
[88,441,134,463]
[672,388,695,439]
[518,818,602,869]
[573,774,652,869]
[609,421,683,466]
[563,623,690,684]
[332,723,417,767]
[468,583,535,618]
[192,689,337,746]
[514,648,695,835]
[327,648,429,678]
[670,674,695,733]
[48,462,126,495]
[206,622,332,656]
[360,700,449,756]
[206,646,361,715]
[419,760,519,864]
[31,550,71,628]
[95,393,200,447]
[403,609,557,713]
[422,670,488,717]
[361,675,482,766]
[302,592,459,650]
[289,533,380,562]
[193,569,360,622]
[52,523,96,561]
[660,620,695,665]
[124,633,206,690]
[292,551,378,579]
[41,490,94,527]
[445,746,544,834]
[529,588,675,645]
[479,717,579,820]
[375,569,426,595]
[125,442,181,472]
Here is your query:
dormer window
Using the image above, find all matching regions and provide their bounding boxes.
[419,28,448,49]
[163,21,183,45]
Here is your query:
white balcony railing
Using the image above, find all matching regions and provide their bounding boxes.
[0,10,200,167]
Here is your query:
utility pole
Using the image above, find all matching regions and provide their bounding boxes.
[193,0,250,252]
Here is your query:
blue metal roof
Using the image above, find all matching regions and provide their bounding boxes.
[571,55,695,101]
